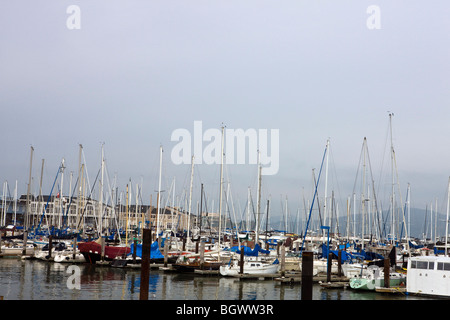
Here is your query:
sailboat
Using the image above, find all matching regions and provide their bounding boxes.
[171,249,224,272]
[219,256,280,276]
[219,244,279,276]
[78,237,130,264]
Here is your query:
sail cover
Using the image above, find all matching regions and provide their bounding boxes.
[130,241,164,259]
[231,244,271,256]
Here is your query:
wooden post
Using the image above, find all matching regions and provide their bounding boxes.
[133,239,137,263]
[140,228,151,300]
[338,250,342,277]
[48,235,53,259]
[280,245,286,277]
[22,231,28,256]
[73,235,77,260]
[240,246,245,274]
[301,251,313,300]
[163,238,169,267]
[384,258,390,288]
[199,241,205,270]
[100,236,105,261]
[327,252,332,283]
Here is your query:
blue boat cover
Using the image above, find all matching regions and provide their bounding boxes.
[231,244,270,256]
[129,240,164,259]
[361,250,384,261]
[320,244,353,263]
[409,241,424,249]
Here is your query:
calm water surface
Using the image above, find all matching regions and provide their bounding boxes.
[0,258,432,301]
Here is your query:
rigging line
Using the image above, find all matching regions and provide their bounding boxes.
[392,148,410,254]
[375,118,392,206]
[81,148,93,201]
[351,140,365,199]
[300,144,327,255]
[328,145,344,234]
[36,163,62,234]
[76,168,101,231]
[2,181,13,215]
[103,164,122,239]
[312,169,323,228]
[61,175,80,228]
[365,139,383,240]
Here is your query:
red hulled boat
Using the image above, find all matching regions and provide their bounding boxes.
[78,239,130,264]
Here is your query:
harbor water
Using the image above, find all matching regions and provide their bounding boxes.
[0,258,432,301]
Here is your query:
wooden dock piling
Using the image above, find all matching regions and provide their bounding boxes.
[133,239,137,264]
[280,245,286,277]
[140,228,151,300]
[199,241,205,270]
[384,258,390,288]
[239,246,244,274]
[327,252,332,283]
[100,237,105,261]
[48,235,53,259]
[301,251,313,300]
[72,235,77,260]
[22,231,28,256]
[163,238,169,268]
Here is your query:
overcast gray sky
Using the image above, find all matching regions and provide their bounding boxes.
[1,1,450,226]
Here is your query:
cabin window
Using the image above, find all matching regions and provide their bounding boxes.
[437,262,450,271]
[411,260,416,269]
[416,261,429,269]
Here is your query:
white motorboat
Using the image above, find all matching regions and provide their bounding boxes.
[1,241,35,256]
[53,250,85,263]
[407,255,450,297]
[219,257,280,276]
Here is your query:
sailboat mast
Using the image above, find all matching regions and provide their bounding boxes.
[1,182,6,226]
[156,145,163,239]
[76,144,83,232]
[99,144,105,236]
[407,183,411,242]
[255,151,262,244]
[389,113,395,244]
[362,139,366,250]
[187,155,194,241]
[445,177,450,257]
[25,146,34,231]
[199,183,203,237]
[284,196,288,234]
[126,183,129,245]
[59,158,66,231]
[324,140,330,229]
[218,126,225,248]
[247,187,251,232]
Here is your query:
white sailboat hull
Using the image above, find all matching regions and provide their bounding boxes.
[220,259,280,276]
